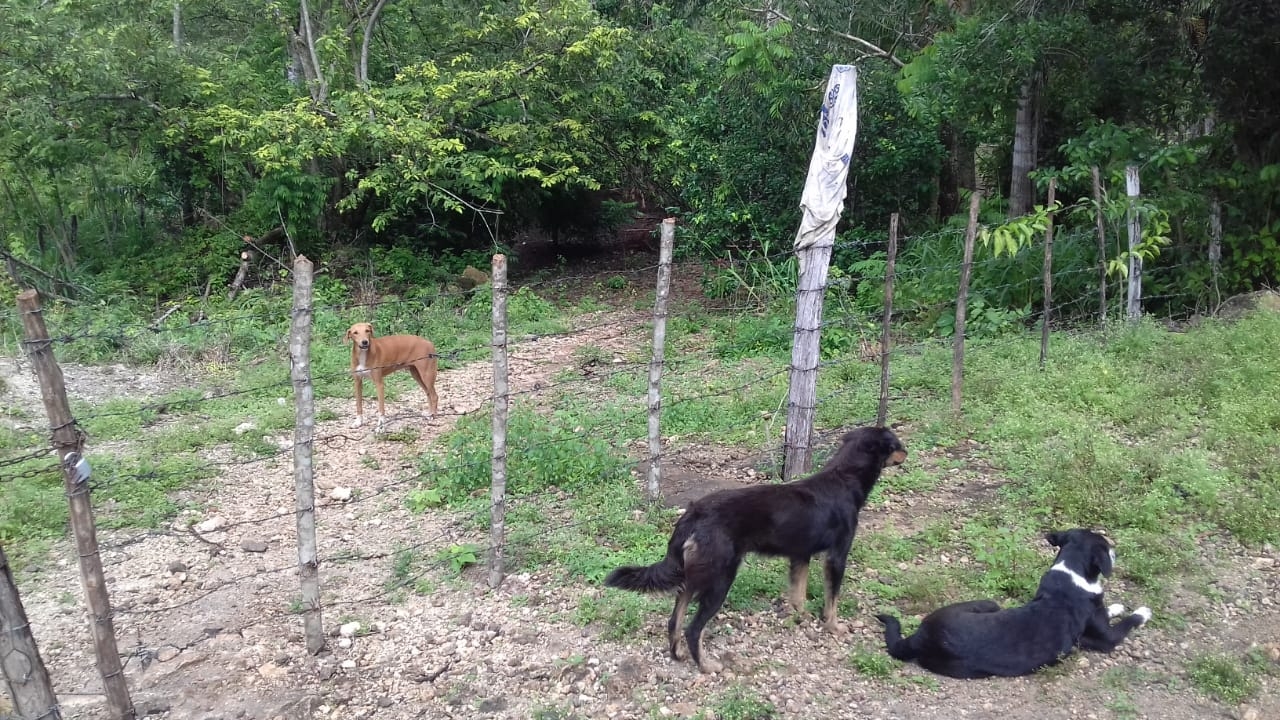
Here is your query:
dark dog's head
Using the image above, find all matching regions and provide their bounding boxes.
[1046,528,1115,580]
[833,426,908,469]
[346,322,376,350]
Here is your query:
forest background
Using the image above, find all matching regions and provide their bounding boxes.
[0,0,1277,317]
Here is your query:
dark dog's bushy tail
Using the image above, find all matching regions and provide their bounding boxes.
[875,613,921,661]
[604,518,693,593]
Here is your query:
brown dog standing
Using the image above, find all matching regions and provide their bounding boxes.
[345,322,439,429]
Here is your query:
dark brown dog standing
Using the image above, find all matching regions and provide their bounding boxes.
[345,322,439,429]
[605,426,908,673]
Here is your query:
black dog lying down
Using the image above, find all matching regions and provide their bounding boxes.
[876,529,1150,678]
[606,426,907,673]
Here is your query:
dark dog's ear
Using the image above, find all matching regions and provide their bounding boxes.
[1045,531,1066,548]
[1092,542,1114,578]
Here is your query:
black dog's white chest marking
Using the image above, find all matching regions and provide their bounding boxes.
[1049,562,1103,594]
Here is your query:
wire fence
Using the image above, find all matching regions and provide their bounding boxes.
[0,211,1212,718]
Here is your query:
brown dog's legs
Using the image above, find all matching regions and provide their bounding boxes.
[407,363,439,417]
[352,375,366,427]
[373,375,388,428]
[787,558,809,613]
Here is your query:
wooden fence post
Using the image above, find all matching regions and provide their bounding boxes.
[876,214,898,426]
[784,64,858,482]
[16,289,135,720]
[1209,198,1222,310]
[646,219,675,500]
[952,192,981,415]
[1091,166,1108,330]
[0,543,61,719]
[489,254,509,589]
[1125,165,1142,323]
[288,256,324,655]
[1039,178,1057,369]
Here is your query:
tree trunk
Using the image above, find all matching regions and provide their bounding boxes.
[1009,67,1042,218]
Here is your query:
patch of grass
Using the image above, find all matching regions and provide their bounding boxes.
[1187,649,1270,704]
[848,647,896,678]
[574,592,667,641]
[703,685,777,720]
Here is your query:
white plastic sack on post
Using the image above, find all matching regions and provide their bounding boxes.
[795,65,859,251]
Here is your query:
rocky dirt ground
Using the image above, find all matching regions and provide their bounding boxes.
[2,293,1278,720]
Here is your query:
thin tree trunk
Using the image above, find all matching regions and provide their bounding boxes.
[1009,68,1042,218]
[173,2,183,48]
[358,0,390,89]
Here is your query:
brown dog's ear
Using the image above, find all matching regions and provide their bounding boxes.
[344,328,355,345]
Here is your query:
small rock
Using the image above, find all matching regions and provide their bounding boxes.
[257,662,287,679]
[195,517,227,533]
[167,561,188,574]
[240,539,269,553]
[1241,709,1259,720]
[233,421,257,435]
[340,659,357,669]
[339,621,362,638]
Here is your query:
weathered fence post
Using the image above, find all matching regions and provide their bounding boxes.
[876,214,898,426]
[1125,165,1143,323]
[951,192,981,415]
[784,64,858,482]
[0,543,61,719]
[16,289,135,720]
[1091,166,1108,329]
[288,256,324,655]
[489,254,509,589]
[1039,178,1057,369]
[646,219,675,501]
[1209,198,1222,310]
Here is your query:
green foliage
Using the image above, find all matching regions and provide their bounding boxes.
[704,686,776,720]
[848,647,897,678]
[408,407,628,509]
[1187,650,1270,705]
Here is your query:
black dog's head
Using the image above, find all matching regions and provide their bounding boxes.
[1046,528,1115,580]
[832,426,908,470]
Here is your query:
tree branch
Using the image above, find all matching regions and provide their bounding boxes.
[358,0,391,89]
[744,7,906,68]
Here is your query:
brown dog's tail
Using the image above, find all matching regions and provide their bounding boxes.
[604,518,692,593]
[875,613,921,661]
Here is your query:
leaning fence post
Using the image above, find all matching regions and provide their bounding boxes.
[1125,165,1142,324]
[876,214,898,426]
[784,64,858,482]
[0,543,61,719]
[489,253,509,589]
[952,192,981,415]
[288,256,324,655]
[1091,166,1108,329]
[646,219,675,501]
[16,289,135,720]
[1039,178,1057,369]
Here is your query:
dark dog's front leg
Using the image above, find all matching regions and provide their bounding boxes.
[787,558,809,613]
[667,591,691,660]
[822,532,856,633]
[1079,604,1151,652]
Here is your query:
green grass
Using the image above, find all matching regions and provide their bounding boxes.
[1187,648,1273,704]
[703,685,777,720]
